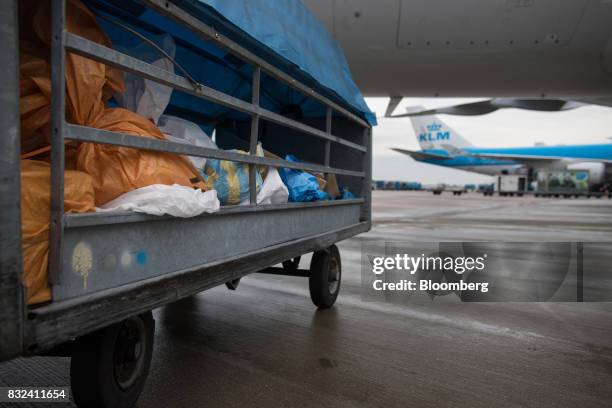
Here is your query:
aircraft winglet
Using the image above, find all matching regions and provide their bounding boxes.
[391,148,451,160]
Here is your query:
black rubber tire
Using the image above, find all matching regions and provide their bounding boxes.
[70,311,155,408]
[309,245,341,309]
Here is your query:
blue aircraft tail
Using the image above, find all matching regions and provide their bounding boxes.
[409,108,473,151]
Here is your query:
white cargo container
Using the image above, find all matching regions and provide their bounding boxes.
[496,175,527,196]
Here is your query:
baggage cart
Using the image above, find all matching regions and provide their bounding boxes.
[0,1,372,406]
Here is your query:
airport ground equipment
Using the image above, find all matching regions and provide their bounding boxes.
[536,170,589,197]
[496,175,528,196]
[429,184,465,196]
[478,183,495,196]
[534,169,611,198]
[431,183,446,195]
[449,186,466,196]
[0,1,372,406]
[377,180,422,191]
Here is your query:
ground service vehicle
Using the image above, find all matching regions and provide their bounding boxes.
[534,170,610,198]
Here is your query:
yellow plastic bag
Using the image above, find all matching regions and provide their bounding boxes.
[77,107,207,205]
[19,0,124,154]
[18,0,208,303]
[21,160,95,304]
[19,0,206,205]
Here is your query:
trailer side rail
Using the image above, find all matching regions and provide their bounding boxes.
[0,0,24,361]
[48,0,372,285]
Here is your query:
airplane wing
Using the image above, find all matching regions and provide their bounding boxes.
[471,152,612,164]
[387,99,586,118]
[391,148,450,161]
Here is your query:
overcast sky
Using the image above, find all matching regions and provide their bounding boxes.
[366,97,612,185]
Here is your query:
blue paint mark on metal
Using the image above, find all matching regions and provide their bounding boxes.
[136,250,147,266]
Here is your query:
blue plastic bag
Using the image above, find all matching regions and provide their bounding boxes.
[279,155,330,202]
[340,187,355,200]
[203,145,263,205]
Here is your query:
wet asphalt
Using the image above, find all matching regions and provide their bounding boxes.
[1,191,612,408]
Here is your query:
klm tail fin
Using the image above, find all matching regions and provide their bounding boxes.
[408,107,473,150]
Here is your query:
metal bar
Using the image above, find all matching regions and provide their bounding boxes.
[64,199,365,229]
[251,66,261,114]
[63,33,367,153]
[25,222,369,352]
[265,109,365,150]
[96,13,199,88]
[361,127,373,224]
[249,67,261,204]
[577,242,583,302]
[324,107,332,167]
[65,124,365,178]
[141,0,369,129]
[49,0,66,285]
[257,267,310,278]
[324,107,332,186]
[0,0,24,361]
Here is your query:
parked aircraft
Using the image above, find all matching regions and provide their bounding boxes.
[392,113,612,183]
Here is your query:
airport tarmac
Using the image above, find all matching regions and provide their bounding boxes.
[1,191,612,408]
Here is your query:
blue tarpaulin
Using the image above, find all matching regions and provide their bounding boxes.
[84,0,376,127]
[188,0,376,126]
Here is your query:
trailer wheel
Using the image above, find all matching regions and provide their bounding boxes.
[70,311,155,408]
[309,245,341,309]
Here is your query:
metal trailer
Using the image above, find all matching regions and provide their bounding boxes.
[0,1,372,406]
[535,169,592,198]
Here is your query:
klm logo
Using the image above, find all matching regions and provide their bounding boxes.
[419,131,450,142]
